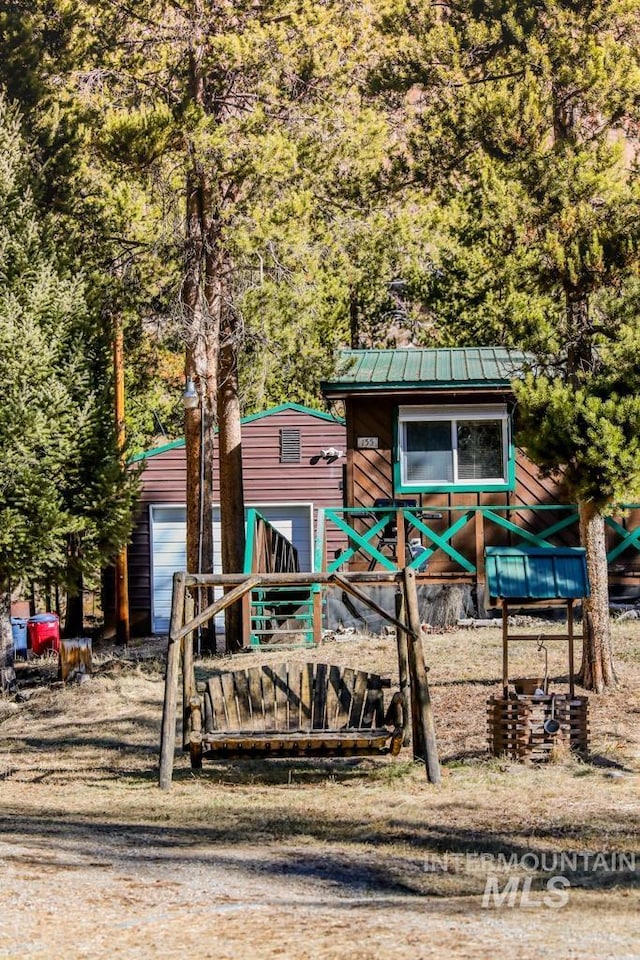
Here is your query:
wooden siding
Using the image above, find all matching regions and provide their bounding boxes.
[346,395,518,574]
[513,458,640,577]
[138,410,345,507]
[343,393,640,586]
[116,409,346,635]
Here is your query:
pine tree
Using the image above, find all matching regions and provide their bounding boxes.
[378,0,640,690]
[0,95,114,690]
[62,0,391,649]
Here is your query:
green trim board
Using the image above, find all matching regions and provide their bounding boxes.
[130,402,344,463]
[407,510,476,572]
[240,402,344,425]
[605,516,640,562]
[326,509,399,573]
[129,437,185,463]
[317,504,640,577]
[324,505,477,574]
[243,507,260,571]
[393,461,516,495]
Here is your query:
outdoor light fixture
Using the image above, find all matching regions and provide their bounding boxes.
[183,377,199,409]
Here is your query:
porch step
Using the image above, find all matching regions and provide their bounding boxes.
[249,585,316,648]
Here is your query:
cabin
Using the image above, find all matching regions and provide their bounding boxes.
[106,403,346,636]
[320,347,640,609]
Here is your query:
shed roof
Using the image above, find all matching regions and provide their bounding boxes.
[485,547,590,601]
[321,347,528,395]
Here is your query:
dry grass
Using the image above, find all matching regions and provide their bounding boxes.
[0,621,638,959]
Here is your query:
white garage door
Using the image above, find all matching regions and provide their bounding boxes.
[150,504,312,634]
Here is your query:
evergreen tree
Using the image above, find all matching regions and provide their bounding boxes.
[0,95,133,688]
[378,0,640,690]
[0,1,181,450]
[65,0,393,648]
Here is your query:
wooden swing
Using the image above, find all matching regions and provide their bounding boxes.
[189,661,405,766]
[159,568,440,788]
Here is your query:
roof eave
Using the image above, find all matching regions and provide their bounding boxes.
[321,380,516,398]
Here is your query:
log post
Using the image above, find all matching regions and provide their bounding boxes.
[241,591,252,648]
[403,567,441,784]
[182,588,195,751]
[159,572,187,789]
[502,601,509,698]
[189,694,203,769]
[404,579,426,763]
[312,585,323,645]
[394,590,411,747]
[567,599,575,700]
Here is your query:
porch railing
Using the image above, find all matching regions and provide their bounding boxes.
[243,508,315,646]
[314,504,640,579]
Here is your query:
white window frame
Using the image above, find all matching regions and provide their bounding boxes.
[398,404,510,489]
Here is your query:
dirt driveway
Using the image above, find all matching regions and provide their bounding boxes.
[0,628,638,959]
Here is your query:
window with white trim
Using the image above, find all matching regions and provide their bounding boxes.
[398,405,510,489]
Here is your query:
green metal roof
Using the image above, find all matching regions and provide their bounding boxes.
[129,402,344,463]
[485,547,590,600]
[321,347,529,394]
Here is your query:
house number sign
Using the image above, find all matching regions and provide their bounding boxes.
[357,436,379,449]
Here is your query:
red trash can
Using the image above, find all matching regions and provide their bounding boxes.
[27,613,61,656]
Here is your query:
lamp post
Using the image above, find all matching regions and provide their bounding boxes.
[183,376,204,577]
[114,316,130,646]
[183,373,216,654]
[183,377,198,409]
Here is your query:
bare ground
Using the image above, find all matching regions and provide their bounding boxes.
[0,622,638,959]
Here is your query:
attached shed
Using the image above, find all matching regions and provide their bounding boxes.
[106,404,346,636]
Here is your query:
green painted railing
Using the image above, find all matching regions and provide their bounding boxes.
[244,507,314,647]
[314,504,640,576]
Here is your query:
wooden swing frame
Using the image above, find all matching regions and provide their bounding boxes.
[158,568,441,788]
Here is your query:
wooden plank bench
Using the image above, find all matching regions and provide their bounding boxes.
[187,662,405,767]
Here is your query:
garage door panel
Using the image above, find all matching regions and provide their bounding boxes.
[151,504,311,634]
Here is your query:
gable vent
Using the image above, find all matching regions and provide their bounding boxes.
[280,428,301,463]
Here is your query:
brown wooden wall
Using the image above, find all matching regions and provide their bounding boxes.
[343,394,640,587]
[137,409,345,507]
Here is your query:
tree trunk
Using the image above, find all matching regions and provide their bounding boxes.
[578,500,616,692]
[349,287,360,348]
[182,11,218,654]
[65,575,84,638]
[217,306,246,652]
[113,313,130,645]
[183,244,218,655]
[64,542,84,637]
[0,582,16,695]
[566,290,593,381]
